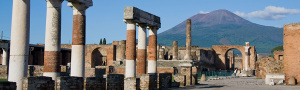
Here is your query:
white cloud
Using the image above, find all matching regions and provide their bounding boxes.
[234,6,300,20]
[199,11,209,14]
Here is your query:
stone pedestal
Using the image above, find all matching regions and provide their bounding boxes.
[124,77,137,90]
[23,76,55,90]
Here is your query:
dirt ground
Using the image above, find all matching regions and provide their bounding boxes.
[171,76,300,90]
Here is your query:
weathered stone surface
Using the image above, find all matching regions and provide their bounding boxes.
[255,57,284,79]
[0,65,7,79]
[288,76,296,85]
[27,65,44,77]
[139,73,157,90]
[107,74,124,90]
[0,81,16,90]
[23,76,54,90]
[56,77,84,90]
[173,74,186,87]
[84,77,106,90]
[124,77,137,90]
[180,67,192,86]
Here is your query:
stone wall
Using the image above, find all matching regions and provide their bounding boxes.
[256,57,284,79]
[139,74,157,90]
[173,74,185,87]
[27,65,44,77]
[180,67,192,86]
[23,76,54,90]
[273,50,284,60]
[56,77,84,90]
[84,77,106,90]
[0,81,16,90]
[106,74,124,90]
[0,65,7,79]
[158,73,172,89]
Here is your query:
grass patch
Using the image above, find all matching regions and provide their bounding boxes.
[0,79,8,81]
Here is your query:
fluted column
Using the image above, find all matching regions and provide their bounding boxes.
[2,48,8,65]
[147,27,158,73]
[125,20,136,78]
[43,0,63,80]
[68,0,92,77]
[173,41,178,60]
[137,24,147,74]
[8,0,30,89]
[184,19,192,60]
[244,42,250,70]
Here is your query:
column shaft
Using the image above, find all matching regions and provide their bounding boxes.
[173,41,178,60]
[2,49,8,65]
[120,40,126,60]
[43,0,63,80]
[125,21,136,78]
[137,24,147,74]
[148,28,157,73]
[184,19,192,60]
[8,0,30,90]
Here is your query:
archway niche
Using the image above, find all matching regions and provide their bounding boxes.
[225,49,243,70]
[91,48,106,68]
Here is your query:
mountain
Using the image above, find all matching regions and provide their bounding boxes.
[157,9,283,54]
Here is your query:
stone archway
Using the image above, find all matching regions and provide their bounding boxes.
[86,47,107,68]
[91,48,104,68]
[212,45,257,70]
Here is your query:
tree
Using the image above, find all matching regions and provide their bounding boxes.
[99,38,102,45]
[103,38,106,45]
[271,45,283,53]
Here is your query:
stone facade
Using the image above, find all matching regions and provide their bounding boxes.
[23,76,55,90]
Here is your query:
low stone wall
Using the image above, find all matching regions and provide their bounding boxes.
[23,76,54,90]
[84,77,106,90]
[173,74,186,87]
[27,65,44,77]
[157,67,174,73]
[124,77,137,90]
[139,73,157,90]
[56,77,84,90]
[0,65,7,79]
[0,81,16,90]
[158,73,172,89]
[256,57,284,79]
[107,74,124,90]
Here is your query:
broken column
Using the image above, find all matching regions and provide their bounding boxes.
[43,0,63,80]
[283,23,300,83]
[67,0,93,77]
[2,49,8,65]
[8,0,30,89]
[148,27,158,73]
[244,42,250,70]
[172,41,178,60]
[184,19,192,60]
[124,19,136,78]
[137,23,147,74]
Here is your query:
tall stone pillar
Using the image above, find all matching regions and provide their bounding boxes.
[137,24,147,74]
[68,1,92,77]
[120,40,126,60]
[244,42,250,70]
[173,41,178,60]
[2,49,8,65]
[148,27,158,73]
[184,19,192,60]
[125,20,136,78]
[43,0,63,80]
[8,0,30,89]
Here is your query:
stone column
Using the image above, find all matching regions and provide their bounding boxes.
[184,19,192,60]
[2,49,8,65]
[137,24,147,74]
[125,20,136,78]
[148,27,158,73]
[172,41,178,60]
[244,42,250,70]
[68,1,92,77]
[43,0,63,80]
[120,40,126,60]
[8,0,30,90]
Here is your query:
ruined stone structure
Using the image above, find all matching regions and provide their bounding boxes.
[283,23,300,83]
[68,0,93,77]
[273,50,284,60]
[255,57,284,79]
[212,43,257,71]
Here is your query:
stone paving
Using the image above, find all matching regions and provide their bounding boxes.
[171,76,300,90]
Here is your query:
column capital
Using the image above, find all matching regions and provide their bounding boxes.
[67,0,93,15]
[46,0,63,8]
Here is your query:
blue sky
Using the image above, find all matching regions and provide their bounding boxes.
[0,0,299,44]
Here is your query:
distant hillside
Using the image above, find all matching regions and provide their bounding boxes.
[157,9,283,53]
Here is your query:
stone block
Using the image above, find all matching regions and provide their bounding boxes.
[123,7,161,28]
[23,76,55,90]
[107,74,124,90]
[265,74,285,84]
[0,81,16,90]
[158,73,172,89]
[27,65,44,77]
[124,77,137,90]
[84,77,106,90]
[139,73,157,90]
[56,77,84,90]
[173,74,185,87]
[0,65,7,79]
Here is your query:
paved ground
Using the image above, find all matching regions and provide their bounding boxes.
[171,77,300,90]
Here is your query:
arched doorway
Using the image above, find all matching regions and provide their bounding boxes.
[91,48,105,68]
[225,49,242,70]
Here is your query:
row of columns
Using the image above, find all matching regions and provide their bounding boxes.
[8,0,92,89]
[124,20,159,78]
